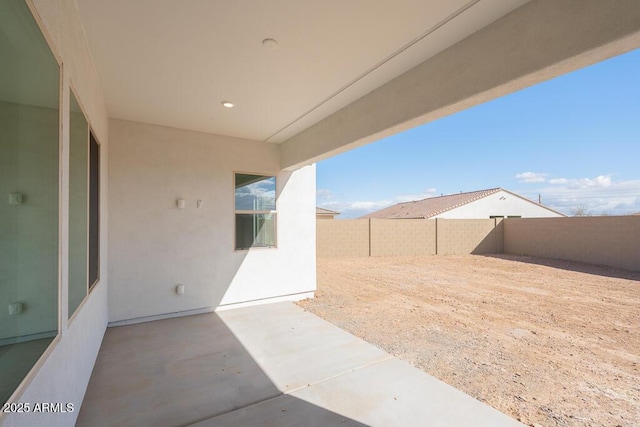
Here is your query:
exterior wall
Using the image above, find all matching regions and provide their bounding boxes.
[504,216,640,271]
[317,214,336,220]
[370,219,436,256]
[3,1,110,426]
[433,190,562,219]
[436,219,502,255]
[108,119,316,324]
[317,220,370,257]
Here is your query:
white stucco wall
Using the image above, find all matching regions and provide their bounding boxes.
[108,119,316,324]
[2,1,110,426]
[434,190,563,219]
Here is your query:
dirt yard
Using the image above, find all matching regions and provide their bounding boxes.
[297,255,640,427]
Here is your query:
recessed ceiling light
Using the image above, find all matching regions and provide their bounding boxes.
[221,101,234,108]
[262,38,278,49]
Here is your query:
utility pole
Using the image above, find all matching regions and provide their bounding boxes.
[538,194,541,204]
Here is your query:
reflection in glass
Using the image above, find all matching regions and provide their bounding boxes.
[0,0,60,404]
[68,91,89,318]
[234,174,276,249]
[234,174,276,211]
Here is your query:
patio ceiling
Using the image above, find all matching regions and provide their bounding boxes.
[75,0,528,143]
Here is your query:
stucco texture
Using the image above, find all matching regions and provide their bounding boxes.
[108,119,316,323]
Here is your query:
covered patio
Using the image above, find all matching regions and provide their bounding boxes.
[2,1,640,426]
[77,302,522,426]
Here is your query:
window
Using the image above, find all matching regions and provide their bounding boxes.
[88,132,100,288]
[68,90,89,318]
[234,173,276,250]
[68,96,100,320]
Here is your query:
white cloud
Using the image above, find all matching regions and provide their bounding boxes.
[394,188,438,203]
[350,200,393,211]
[548,178,568,184]
[555,174,612,189]
[515,172,547,183]
[317,188,439,218]
[315,199,394,218]
[236,179,276,210]
[316,188,334,200]
[522,175,640,215]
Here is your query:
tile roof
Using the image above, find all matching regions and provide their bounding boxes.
[316,207,340,215]
[360,188,503,219]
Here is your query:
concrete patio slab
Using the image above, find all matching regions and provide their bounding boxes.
[77,302,523,426]
[194,357,523,427]
[290,357,522,427]
[216,302,392,393]
[77,309,281,427]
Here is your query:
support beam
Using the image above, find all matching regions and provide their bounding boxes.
[280,0,640,170]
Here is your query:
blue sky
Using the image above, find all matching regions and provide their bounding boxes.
[316,48,640,218]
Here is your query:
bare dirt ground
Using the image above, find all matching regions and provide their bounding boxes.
[297,255,640,427]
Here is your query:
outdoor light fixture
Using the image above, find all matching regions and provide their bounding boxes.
[221,101,234,108]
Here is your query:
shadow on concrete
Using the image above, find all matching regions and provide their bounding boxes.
[482,254,640,281]
[76,310,368,427]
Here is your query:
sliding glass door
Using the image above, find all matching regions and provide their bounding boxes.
[0,0,60,404]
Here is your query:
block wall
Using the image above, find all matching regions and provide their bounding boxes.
[316,219,370,257]
[317,218,499,257]
[504,216,640,271]
[317,217,639,272]
[370,219,436,256]
[436,219,501,255]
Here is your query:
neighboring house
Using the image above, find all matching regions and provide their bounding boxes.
[1,1,636,426]
[360,188,565,219]
[316,207,340,220]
